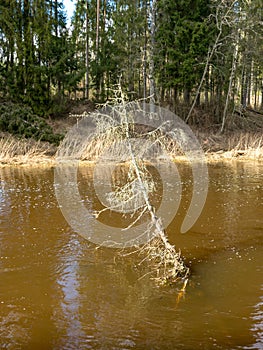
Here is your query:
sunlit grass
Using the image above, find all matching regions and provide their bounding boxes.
[227,132,263,157]
[0,134,56,164]
[194,130,263,161]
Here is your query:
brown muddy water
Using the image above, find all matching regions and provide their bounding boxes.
[0,161,262,350]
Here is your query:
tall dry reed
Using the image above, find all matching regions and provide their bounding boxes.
[0,135,55,164]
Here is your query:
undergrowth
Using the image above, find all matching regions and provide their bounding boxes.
[0,101,63,145]
[195,130,263,158]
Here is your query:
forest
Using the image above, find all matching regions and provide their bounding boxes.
[0,0,262,141]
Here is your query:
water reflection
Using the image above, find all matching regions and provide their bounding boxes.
[0,162,262,349]
[245,285,263,350]
[54,235,86,349]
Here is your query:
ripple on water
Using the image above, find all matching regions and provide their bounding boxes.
[0,163,262,349]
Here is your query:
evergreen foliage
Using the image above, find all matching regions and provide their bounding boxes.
[0,0,77,115]
[0,0,262,133]
[0,102,63,144]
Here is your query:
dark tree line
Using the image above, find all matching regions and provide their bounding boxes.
[0,0,262,129]
[0,0,78,115]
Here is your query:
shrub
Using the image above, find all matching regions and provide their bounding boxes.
[0,102,63,145]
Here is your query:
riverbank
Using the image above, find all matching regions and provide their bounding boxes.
[0,129,262,167]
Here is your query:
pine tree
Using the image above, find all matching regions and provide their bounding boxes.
[154,0,214,110]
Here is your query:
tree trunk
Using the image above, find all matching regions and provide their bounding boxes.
[143,40,147,100]
[241,66,248,108]
[96,0,100,53]
[183,89,190,105]
[221,42,238,133]
[85,0,89,100]
[96,0,100,98]
[149,0,156,105]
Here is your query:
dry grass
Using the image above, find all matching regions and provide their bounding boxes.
[227,132,263,155]
[0,134,56,165]
[194,130,263,161]
[60,108,263,163]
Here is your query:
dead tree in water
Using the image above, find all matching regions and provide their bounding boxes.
[58,95,190,287]
[96,102,189,286]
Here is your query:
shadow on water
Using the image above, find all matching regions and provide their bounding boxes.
[0,161,262,349]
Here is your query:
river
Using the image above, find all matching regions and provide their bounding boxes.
[0,161,262,349]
